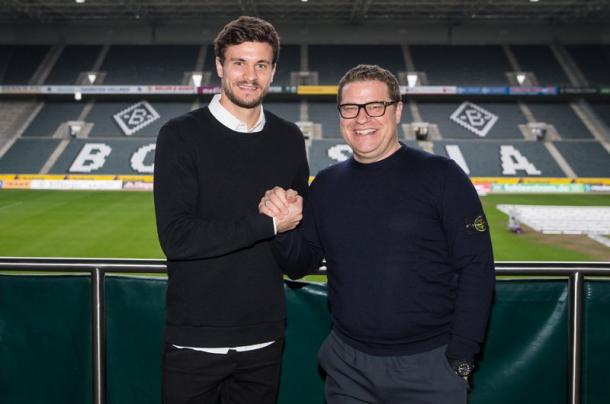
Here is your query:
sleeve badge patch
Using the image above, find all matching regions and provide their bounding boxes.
[466,214,488,234]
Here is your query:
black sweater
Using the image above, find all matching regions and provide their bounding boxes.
[153,107,309,347]
[274,144,495,361]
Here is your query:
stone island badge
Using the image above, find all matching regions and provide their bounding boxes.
[466,214,488,234]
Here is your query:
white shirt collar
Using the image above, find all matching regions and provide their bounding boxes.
[208,94,265,133]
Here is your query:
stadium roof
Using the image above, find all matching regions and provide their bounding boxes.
[0,0,609,25]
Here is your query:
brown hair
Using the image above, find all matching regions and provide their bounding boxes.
[337,64,401,104]
[214,16,280,65]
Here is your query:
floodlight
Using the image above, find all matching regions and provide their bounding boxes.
[74,91,82,101]
[407,73,419,87]
[87,72,97,84]
[516,73,526,85]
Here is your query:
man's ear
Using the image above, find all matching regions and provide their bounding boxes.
[215,57,223,79]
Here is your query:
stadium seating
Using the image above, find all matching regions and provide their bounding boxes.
[510,45,571,86]
[1,43,609,180]
[553,141,610,177]
[417,101,527,139]
[86,100,193,137]
[22,102,86,137]
[526,102,594,139]
[100,45,200,85]
[409,45,511,86]
[431,140,566,177]
[0,138,60,173]
[0,45,50,84]
[309,45,405,84]
[565,44,610,86]
[44,45,103,85]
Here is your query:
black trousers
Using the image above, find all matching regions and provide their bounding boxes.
[162,341,284,404]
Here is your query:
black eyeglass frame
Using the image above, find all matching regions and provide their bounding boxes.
[336,100,399,119]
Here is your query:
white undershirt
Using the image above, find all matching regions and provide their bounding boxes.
[173,94,275,354]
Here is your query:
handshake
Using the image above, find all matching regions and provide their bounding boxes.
[259,186,303,233]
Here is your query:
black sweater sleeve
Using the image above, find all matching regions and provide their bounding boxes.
[440,160,495,361]
[153,121,274,260]
[272,178,324,279]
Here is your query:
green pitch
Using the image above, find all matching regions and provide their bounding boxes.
[0,189,609,261]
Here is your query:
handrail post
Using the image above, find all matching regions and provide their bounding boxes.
[569,271,583,404]
[92,267,106,404]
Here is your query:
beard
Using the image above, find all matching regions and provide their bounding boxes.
[222,79,269,109]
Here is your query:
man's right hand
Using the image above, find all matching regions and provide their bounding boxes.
[259,187,303,233]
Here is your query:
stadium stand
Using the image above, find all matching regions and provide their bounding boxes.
[100,45,200,84]
[86,100,193,137]
[309,45,405,84]
[0,45,51,84]
[431,140,566,177]
[22,102,86,137]
[510,45,571,86]
[565,44,610,86]
[265,102,301,124]
[590,101,610,129]
[417,101,527,139]
[409,45,511,86]
[526,102,594,139]
[0,138,60,173]
[48,138,156,175]
[44,45,103,85]
[308,101,341,138]
[553,141,610,178]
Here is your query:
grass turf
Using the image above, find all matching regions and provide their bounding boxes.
[0,189,609,261]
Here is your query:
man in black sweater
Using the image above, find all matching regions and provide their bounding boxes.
[260,65,495,403]
[154,17,308,404]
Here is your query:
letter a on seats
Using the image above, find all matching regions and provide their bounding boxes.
[500,145,541,175]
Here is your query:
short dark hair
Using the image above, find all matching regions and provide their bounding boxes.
[337,64,401,104]
[214,16,280,65]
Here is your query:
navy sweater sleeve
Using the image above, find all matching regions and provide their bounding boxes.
[271,177,325,279]
[440,160,495,361]
[154,120,274,261]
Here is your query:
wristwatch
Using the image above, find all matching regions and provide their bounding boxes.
[448,358,475,378]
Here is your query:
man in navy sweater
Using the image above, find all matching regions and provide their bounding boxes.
[260,64,495,403]
[154,17,308,404]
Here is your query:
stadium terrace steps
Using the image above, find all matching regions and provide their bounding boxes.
[100,45,200,85]
[0,45,51,85]
[44,45,104,85]
[309,45,406,85]
[409,45,511,86]
[510,45,571,86]
[526,102,594,139]
[566,44,610,86]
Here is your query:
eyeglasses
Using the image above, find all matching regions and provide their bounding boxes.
[337,100,398,119]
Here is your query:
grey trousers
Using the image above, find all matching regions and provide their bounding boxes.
[317,331,468,404]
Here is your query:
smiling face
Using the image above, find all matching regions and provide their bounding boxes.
[216,41,276,112]
[339,80,403,164]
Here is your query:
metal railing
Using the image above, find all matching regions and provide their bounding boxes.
[1,258,609,404]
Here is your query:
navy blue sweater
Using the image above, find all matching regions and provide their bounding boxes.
[274,144,494,361]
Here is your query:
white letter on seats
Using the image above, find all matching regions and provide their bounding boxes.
[327,144,353,162]
[500,145,541,175]
[445,145,470,175]
[130,144,156,174]
[69,143,112,173]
